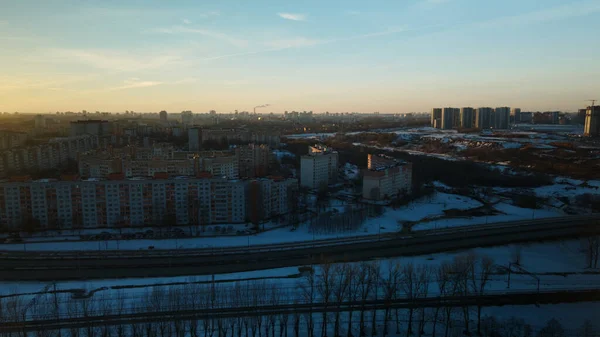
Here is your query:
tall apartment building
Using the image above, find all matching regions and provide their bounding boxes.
[34,115,46,129]
[494,107,511,129]
[475,107,493,129]
[0,176,255,229]
[70,120,111,137]
[247,177,298,223]
[235,144,270,178]
[511,108,522,123]
[159,110,168,123]
[0,130,28,150]
[300,145,338,190]
[431,108,442,128]
[188,127,201,151]
[362,154,412,200]
[584,106,600,137]
[460,107,475,128]
[441,108,458,130]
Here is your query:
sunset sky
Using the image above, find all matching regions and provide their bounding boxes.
[1,0,599,113]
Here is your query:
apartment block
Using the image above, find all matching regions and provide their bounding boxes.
[0,135,98,177]
[234,143,270,178]
[247,177,298,223]
[460,107,475,128]
[300,145,338,190]
[363,154,412,201]
[0,130,28,150]
[70,120,111,137]
[494,107,511,129]
[0,176,256,229]
[584,106,600,137]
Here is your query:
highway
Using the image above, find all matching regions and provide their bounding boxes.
[1,215,599,281]
[2,288,599,333]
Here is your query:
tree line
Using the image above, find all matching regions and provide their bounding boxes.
[1,252,595,337]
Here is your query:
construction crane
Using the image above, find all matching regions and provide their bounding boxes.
[587,99,597,108]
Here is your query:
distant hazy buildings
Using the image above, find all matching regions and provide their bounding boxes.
[362,154,412,201]
[70,120,111,137]
[34,115,46,129]
[300,145,338,190]
[159,110,168,123]
[584,106,600,137]
[181,111,193,125]
[1,135,98,177]
[511,108,522,123]
[432,106,518,130]
[188,127,280,151]
[188,127,201,151]
[0,130,28,150]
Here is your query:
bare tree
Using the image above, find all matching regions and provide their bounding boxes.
[432,262,452,337]
[470,255,494,335]
[582,236,600,269]
[346,264,361,337]
[451,253,476,335]
[369,262,381,337]
[332,263,352,337]
[416,266,431,337]
[317,262,335,337]
[578,319,596,337]
[537,319,565,337]
[382,261,401,337]
[299,269,317,337]
[357,262,376,337]
[511,246,523,266]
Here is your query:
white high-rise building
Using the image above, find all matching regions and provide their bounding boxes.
[300,145,338,190]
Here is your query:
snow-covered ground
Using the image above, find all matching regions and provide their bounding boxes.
[342,162,360,180]
[0,192,566,252]
[2,240,597,330]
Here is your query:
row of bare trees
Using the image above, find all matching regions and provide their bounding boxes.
[0,252,593,337]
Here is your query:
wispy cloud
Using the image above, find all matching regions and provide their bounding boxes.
[182,19,192,25]
[198,11,220,18]
[344,10,361,16]
[46,48,181,72]
[110,78,162,90]
[151,25,248,47]
[486,0,600,25]
[196,26,412,63]
[265,37,323,49]
[277,13,306,21]
[0,20,8,25]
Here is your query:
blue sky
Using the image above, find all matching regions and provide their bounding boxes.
[1,0,599,113]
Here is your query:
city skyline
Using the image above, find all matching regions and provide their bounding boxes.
[1,0,600,113]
